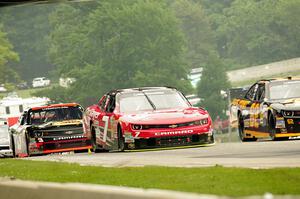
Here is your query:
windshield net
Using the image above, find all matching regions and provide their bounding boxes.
[119,90,189,113]
[29,106,82,125]
[269,81,300,100]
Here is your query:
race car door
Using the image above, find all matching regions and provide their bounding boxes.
[245,83,268,137]
[95,94,116,150]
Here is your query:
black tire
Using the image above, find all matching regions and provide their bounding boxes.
[118,127,125,152]
[25,133,30,157]
[91,126,100,153]
[238,113,257,142]
[268,115,280,141]
[10,135,16,158]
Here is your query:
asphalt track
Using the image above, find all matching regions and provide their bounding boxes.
[27,140,300,168]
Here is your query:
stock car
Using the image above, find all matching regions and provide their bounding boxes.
[231,77,300,141]
[10,103,91,157]
[83,87,214,152]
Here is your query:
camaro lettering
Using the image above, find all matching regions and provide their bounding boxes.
[155,130,194,136]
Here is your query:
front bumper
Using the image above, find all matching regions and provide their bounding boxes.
[276,117,300,138]
[29,138,92,155]
[124,132,214,150]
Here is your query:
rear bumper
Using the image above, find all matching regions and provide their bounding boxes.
[29,138,92,155]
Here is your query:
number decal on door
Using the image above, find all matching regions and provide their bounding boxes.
[102,116,109,143]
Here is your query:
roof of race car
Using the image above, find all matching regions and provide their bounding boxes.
[30,103,80,111]
[109,87,177,94]
[257,77,300,84]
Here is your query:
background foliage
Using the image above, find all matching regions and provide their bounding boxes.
[0,0,300,118]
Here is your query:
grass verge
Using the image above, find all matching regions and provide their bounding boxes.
[0,159,299,196]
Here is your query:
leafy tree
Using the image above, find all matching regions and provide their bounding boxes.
[39,0,192,106]
[0,25,20,85]
[209,0,300,69]
[0,4,55,81]
[171,0,216,69]
[197,53,230,120]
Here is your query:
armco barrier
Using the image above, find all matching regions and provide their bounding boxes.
[1,178,299,199]
[0,178,220,199]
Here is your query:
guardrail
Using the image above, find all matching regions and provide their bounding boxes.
[1,178,299,199]
[0,178,220,199]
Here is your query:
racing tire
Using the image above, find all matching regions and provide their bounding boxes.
[91,126,100,153]
[25,133,30,157]
[10,135,16,158]
[118,127,125,152]
[268,115,280,141]
[238,114,257,142]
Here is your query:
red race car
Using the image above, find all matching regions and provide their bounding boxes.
[83,87,214,152]
[10,103,91,157]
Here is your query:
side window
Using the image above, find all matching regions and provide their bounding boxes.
[19,111,28,125]
[245,84,258,101]
[5,107,10,115]
[106,95,116,113]
[255,84,265,102]
[99,95,107,110]
[19,105,24,113]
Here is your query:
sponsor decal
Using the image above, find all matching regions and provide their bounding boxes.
[275,117,285,128]
[287,119,294,125]
[169,124,178,128]
[155,129,194,136]
[124,132,134,143]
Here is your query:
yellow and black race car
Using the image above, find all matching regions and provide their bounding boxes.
[231,77,300,141]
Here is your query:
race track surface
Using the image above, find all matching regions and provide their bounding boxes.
[27,140,300,168]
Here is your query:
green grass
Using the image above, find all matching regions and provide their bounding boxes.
[0,159,299,196]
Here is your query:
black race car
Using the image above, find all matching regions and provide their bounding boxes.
[231,77,300,141]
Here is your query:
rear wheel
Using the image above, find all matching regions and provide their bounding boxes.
[10,135,15,157]
[25,133,30,157]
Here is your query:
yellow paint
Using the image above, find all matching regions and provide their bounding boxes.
[52,119,82,126]
[275,133,300,138]
[244,129,269,138]
[287,119,294,125]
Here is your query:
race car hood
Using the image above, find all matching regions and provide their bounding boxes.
[270,98,300,111]
[119,107,209,125]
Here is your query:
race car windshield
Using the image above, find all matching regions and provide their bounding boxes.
[269,81,300,100]
[29,106,82,125]
[119,90,189,113]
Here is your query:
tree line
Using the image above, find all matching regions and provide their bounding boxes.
[0,0,299,119]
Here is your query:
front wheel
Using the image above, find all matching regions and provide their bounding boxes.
[10,135,16,157]
[91,126,100,153]
[268,115,281,141]
[238,114,257,142]
[118,127,125,152]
